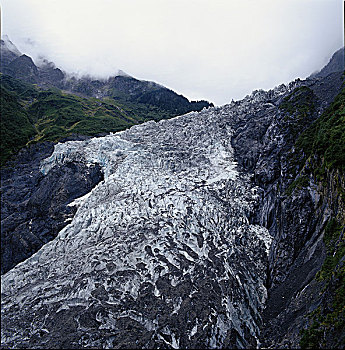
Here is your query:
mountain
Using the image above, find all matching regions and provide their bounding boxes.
[0,74,135,166]
[0,38,213,166]
[0,73,211,167]
[0,35,21,70]
[0,36,212,121]
[0,37,65,86]
[1,46,344,348]
[312,47,345,78]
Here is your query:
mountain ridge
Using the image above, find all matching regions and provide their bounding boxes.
[0,37,213,167]
[0,36,213,113]
[311,47,345,79]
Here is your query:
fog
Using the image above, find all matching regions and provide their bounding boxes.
[1,0,343,105]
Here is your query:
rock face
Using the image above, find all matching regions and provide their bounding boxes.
[0,139,104,274]
[312,47,344,78]
[1,49,344,349]
[4,54,40,83]
[0,36,21,71]
[229,70,344,348]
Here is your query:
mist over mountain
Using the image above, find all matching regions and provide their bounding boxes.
[312,47,345,79]
[0,36,212,111]
[0,37,213,167]
[3,0,342,105]
[0,37,344,349]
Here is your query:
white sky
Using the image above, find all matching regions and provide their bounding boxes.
[1,0,343,105]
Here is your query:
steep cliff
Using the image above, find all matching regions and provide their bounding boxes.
[259,80,345,349]
[214,65,344,348]
[1,138,104,274]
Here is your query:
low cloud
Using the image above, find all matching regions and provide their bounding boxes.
[1,0,343,105]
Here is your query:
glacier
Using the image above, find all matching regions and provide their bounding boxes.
[1,84,305,349]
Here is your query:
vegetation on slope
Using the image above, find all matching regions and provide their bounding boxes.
[280,86,316,118]
[292,87,345,349]
[1,73,210,166]
[284,85,345,194]
[26,90,134,142]
[296,86,345,172]
[279,85,317,141]
[0,74,134,165]
[65,75,212,120]
[276,83,345,348]
[300,219,345,349]
[0,85,36,165]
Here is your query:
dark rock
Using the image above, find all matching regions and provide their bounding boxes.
[0,141,103,274]
[312,47,344,79]
[0,38,21,73]
[229,70,344,348]
[5,54,39,84]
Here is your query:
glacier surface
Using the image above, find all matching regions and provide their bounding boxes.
[1,85,302,348]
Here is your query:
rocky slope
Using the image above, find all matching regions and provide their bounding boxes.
[0,35,21,71]
[1,48,344,348]
[230,71,345,348]
[312,47,344,79]
[1,137,103,274]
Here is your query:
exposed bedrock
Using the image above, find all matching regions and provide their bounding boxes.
[1,138,103,275]
[230,71,344,348]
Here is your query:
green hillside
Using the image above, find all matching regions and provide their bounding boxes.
[280,84,345,349]
[296,85,345,172]
[1,74,199,166]
[0,85,36,165]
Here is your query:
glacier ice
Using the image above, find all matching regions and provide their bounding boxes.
[1,84,309,348]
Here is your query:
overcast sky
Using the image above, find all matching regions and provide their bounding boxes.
[1,0,343,105]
